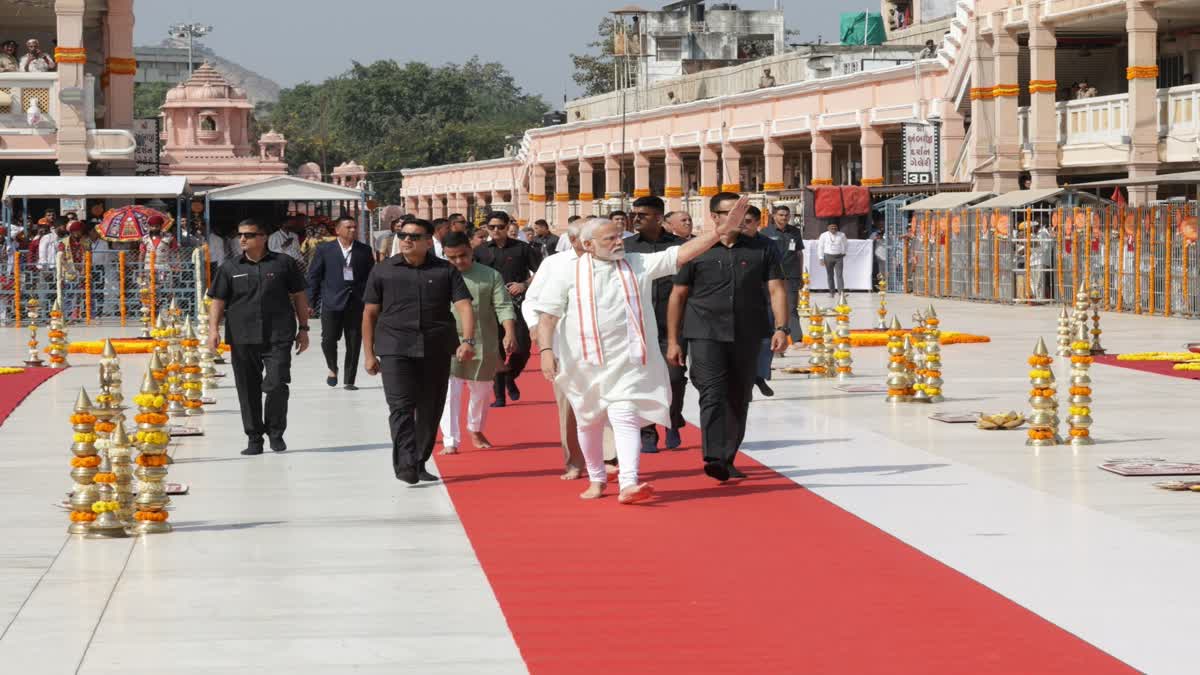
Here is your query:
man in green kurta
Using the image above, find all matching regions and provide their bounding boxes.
[439,232,517,452]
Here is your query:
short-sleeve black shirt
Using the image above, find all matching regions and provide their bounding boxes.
[761,224,805,278]
[673,233,784,343]
[622,229,682,338]
[363,254,472,358]
[208,250,306,345]
[474,238,542,289]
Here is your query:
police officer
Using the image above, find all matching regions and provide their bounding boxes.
[667,192,789,482]
[473,210,541,407]
[207,219,310,456]
[623,195,686,453]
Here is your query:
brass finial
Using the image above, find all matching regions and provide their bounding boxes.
[110,423,131,447]
[149,352,165,372]
[140,371,161,394]
[74,388,94,413]
[101,339,118,359]
[889,315,902,331]
[1034,337,1049,356]
[926,305,938,319]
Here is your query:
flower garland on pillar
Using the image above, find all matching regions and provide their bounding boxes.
[1026,338,1059,447]
[1067,324,1095,446]
[885,317,912,403]
[133,372,172,535]
[833,294,853,380]
[68,389,99,534]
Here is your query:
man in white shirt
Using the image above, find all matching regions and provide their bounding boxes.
[817,221,849,297]
[19,39,55,72]
[268,216,305,263]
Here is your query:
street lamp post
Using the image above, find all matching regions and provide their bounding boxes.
[168,23,213,76]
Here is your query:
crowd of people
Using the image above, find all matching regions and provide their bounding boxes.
[208,192,812,505]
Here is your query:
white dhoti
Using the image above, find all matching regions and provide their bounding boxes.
[532,248,680,489]
[439,376,491,448]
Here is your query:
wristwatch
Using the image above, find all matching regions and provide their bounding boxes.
[774,326,791,335]
[298,325,310,332]
[461,338,476,346]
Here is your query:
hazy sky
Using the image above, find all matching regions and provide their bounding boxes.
[133,0,845,105]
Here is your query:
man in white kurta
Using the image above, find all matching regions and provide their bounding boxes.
[535,207,746,504]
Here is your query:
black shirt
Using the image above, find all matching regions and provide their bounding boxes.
[363,253,472,358]
[622,229,683,338]
[530,234,560,258]
[761,224,805,278]
[673,234,784,343]
[474,238,542,290]
[208,250,306,345]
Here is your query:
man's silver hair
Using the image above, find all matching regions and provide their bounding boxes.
[578,217,614,242]
[565,222,583,241]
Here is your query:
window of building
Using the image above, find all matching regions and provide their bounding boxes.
[656,37,683,61]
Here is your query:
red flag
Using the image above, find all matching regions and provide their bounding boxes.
[1111,186,1126,208]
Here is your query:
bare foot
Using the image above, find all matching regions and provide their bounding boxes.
[469,431,492,449]
[438,446,458,456]
[604,463,619,475]
[579,482,606,499]
[618,482,655,504]
[560,466,583,480]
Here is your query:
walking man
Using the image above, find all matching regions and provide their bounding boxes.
[438,231,516,453]
[668,192,789,482]
[535,208,744,504]
[473,211,541,407]
[623,195,687,452]
[207,219,310,455]
[818,221,849,297]
[306,215,374,390]
[362,218,476,484]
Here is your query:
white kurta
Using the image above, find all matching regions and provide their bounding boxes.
[537,248,679,427]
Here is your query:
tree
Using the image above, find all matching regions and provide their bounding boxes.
[266,57,547,204]
[133,81,173,119]
[570,18,618,97]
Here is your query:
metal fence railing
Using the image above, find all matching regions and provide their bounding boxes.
[884,203,1200,318]
[1,246,209,328]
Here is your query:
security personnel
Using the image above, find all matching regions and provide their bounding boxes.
[362,218,476,485]
[623,195,686,453]
[761,204,806,338]
[207,219,310,456]
[473,210,541,407]
[667,192,789,482]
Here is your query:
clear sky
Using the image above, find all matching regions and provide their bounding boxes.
[133,0,846,105]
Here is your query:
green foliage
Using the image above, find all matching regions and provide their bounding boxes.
[265,58,547,204]
[133,81,173,119]
[570,18,617,97]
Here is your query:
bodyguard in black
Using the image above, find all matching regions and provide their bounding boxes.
[306,215,374,390]
[624,195,686,453]
[473,211,541,406]
[668,192,790,482]
[362,218,476,485]
[760,204,806,337]
[207,219,310,455]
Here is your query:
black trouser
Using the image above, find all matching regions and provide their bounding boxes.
[380,353,452,474]
[493,311,531,401]
[784,277,803,337]
[229,341,293,442]
[640,338,688,446]
[688,338,759,465]
[320,301,364,385]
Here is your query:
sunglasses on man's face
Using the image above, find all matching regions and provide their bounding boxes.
[487,224,507,230]
[396,232,428,241]
[237,232,265,239]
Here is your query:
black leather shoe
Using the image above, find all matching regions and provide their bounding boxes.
[640,437,659,454]
[395,468,419,484]
[755,377,775,397]
[269,437,287,452]
[506,380,521,401]
[703,461,730,482]
[727,463,747,479]
[240,444,263,456]
[326,374,338,387]
[489,399,506,408]
[344,383,358,391]
[417,465,440,482]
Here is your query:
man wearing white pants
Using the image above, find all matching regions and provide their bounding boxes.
[534,207,745,504]
[439,232,516,453]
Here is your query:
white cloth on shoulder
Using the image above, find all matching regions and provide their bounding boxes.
[573,253,647,366]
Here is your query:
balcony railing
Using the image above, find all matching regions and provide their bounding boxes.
[0,72,60,131]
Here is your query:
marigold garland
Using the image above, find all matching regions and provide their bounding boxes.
[1069,386,1092,396]
[72,432,97,443]
[1173,362,1200,372]
[135,454,169,467]
[133,394,166,409]
[70,511,97,523]
[1069,428,1091,438]
[93,472,116,483]
[1030,388,1056,398]
[134,511,169,522]
[71,455,101,468]
[1068,406,1091,417]
[1028,355,1053,367]
[95,421,116,433]
[1028,429,1055,441]
[134,412,169,425]
[1070,355,1094,365]
[135,430,170,446]
[70,413,97,425]
[66,339,230,355]
[1117,352,1200,362]
[1029,369,1052,379]
[91,500,120,513]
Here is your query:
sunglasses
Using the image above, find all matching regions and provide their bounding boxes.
[396,232,428,241]
[487,224,508,230]
[237,232,265,239]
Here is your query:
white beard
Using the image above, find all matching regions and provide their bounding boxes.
[594,250,625,262]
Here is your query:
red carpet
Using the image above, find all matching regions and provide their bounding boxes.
[1094,354,1200,381]
[0,367,63,428]
[437,376,1134,674]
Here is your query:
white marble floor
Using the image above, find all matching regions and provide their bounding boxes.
[0,293,1197,673]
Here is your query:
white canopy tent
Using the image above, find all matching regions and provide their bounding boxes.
[199,175,368,241]
[2,175,192,229]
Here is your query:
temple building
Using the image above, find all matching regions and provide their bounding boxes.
[158,63,287,189]
[400,0,1200,229]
